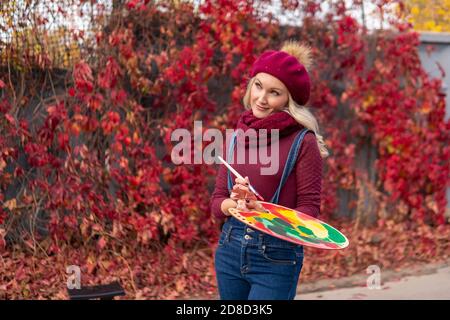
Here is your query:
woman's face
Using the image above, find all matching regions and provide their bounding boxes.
[249,72,289,118]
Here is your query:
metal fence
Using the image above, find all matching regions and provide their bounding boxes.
[0,0,112,68]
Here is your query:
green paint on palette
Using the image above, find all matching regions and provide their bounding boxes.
[255,218,270,231]
[285,228,301,239]
[297,225,314,237]
[267,224,289,236]
[255,217,267,224]
[273,219,301,237]
[256,217,273,228]
[298,235,321,244]
[285,230,309,241]
[323,223,347,244]
[259,217,290,235]
[286,229,320,243]
[272,217,292,229]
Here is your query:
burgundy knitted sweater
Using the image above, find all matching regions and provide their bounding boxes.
[210,110,323,223]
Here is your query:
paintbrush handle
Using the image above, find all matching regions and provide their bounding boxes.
[217,156,245,180]
[217,156,265,201]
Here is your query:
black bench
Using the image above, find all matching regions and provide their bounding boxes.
[67,281,126,300]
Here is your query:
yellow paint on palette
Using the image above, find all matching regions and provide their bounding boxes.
[254,212,274,221]
[277,208,306,226]
[302,220,329,238]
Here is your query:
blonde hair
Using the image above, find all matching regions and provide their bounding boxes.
[242,76,330,159]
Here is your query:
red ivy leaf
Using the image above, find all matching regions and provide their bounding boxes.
[73,60,94,92]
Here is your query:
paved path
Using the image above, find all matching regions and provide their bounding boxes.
[295,266,450,300]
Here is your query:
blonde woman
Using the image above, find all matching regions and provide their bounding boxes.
[210,41,329,300]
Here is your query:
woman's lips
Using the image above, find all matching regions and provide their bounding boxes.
[255,104,269,111]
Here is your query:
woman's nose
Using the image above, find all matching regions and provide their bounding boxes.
[257,95,268,105]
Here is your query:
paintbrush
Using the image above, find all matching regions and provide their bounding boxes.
[217,155,265,201]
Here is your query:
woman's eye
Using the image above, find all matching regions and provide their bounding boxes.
[255,83,261,88]
[272,91,279,96]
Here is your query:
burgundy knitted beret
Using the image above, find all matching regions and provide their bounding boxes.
[250,50,311,106]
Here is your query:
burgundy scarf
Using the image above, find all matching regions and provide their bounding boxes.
[235,110,302,146]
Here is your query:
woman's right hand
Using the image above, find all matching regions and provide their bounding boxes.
[230,176,266,212]
[230,176,257,202]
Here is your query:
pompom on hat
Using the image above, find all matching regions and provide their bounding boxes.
[250,40,312,106]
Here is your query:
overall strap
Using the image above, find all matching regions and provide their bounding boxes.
[226,131,238,193]
[270,128,311,204]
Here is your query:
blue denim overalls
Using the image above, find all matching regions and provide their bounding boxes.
[215,128,312,300]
